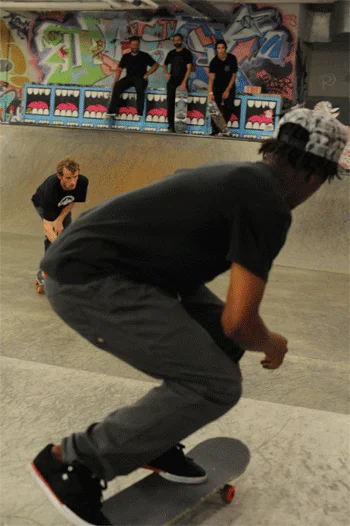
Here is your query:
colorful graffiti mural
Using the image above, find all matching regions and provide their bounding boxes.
[0,4,298,121]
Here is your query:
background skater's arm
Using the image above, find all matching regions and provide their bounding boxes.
[43,219,58,243]
[223,72,236,100]
[208,73,215,102]
[52,202,75,235]
[144,62,159,79]
[180,64,192,91]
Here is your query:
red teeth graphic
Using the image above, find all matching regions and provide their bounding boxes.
[56,102,78,111]
[118,106,138,115]
[247,114,273,124]
[28,101,49,109]
[229,114,239,122]
[148,108,167,117]
[187,110,204,119]
[248,109,274,124]
[86,104,107,112]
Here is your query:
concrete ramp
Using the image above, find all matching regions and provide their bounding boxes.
[0,124,348,273]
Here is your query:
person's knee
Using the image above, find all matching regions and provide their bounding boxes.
[205,367,242,410]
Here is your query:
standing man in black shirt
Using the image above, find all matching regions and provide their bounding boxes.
[106,36,159,118]
[164,33,193,133]
[208,40,238,135]
[31,157,89,288]
[30,106,347,526]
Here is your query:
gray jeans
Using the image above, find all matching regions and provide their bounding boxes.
[45,274,243,481]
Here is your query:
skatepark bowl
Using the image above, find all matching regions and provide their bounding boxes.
[0,123,349,526]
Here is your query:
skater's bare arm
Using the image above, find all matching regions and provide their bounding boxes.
[223,73,236,99]
[163,64,170,79]
[180,64,192,89]
[43,219,58,243]
[113,66,122,85]
[144,62,159,79]
[208,73,215,101]
[222,263,288,369]
[53,202,75,234]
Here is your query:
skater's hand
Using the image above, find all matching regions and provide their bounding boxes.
[43,220,59,243]
[261,332,288,370]
[208,93,214,102]
[165,73,171,80]
[53,219,64,235]
[180,82,186,92]
[222,89,230,100]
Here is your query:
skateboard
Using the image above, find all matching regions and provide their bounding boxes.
[208,100,231,136]
[35,270,47,294]
[174,88,188,133]
[102,437,250,525]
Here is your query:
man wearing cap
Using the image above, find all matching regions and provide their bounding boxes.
[30,104,347,526]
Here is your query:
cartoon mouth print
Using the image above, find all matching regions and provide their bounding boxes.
[145,93,167,123]
[26,87,51,115]
[245,99,276,131]
[84,90,109,118]
[186,109,205,126]
[54,88,80,117]
[187,95,207,126]
[227,99,242,129]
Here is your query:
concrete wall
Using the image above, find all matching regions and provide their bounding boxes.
[0,125,348,274]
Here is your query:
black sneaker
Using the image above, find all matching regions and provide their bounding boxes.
[144,443,207,484]
[29,444,110,525]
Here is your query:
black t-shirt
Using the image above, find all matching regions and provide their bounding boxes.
[31,174,89,221]
[209,54,238,90]
[41,162,291,293]
[165,48,193,80]
[119,51,156,78]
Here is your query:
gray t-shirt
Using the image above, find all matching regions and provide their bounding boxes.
[41,162,292,292]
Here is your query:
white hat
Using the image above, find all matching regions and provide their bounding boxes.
[275,102,348,165]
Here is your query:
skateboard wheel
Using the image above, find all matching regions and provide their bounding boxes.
[35,279,39,286]
[37,286,44,294]
[221,484,235,503]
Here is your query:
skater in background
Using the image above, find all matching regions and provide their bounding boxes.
[208,40,237,136]
[31,156,88,289]
[164,33,193,133]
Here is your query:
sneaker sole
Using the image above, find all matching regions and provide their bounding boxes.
[144,465,208,485]
[158,471,208,484]
[28,462,95,526]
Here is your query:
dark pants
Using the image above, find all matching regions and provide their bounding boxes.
[108,76,148,116]
[212,85,236,135]
[167,77,187,129]
[45,274,244,481]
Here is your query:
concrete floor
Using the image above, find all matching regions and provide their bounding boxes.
[0,232,349,526]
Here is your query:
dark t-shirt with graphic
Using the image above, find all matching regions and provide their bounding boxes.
[209,53,238,91]
[41,162,291,293]
[31,174,89,221]
[119,51,156,78]
[165,48,193,80]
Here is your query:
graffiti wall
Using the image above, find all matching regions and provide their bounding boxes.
[0,4,298,122]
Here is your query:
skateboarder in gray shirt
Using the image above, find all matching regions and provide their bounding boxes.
[30,104,347,526]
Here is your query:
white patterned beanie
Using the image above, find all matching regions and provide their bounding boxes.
[275,103,348,166]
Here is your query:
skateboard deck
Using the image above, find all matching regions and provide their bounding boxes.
[102,437,250,525]
[174,89,188,133]
[208,100,231,136]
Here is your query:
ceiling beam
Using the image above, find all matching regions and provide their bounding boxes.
[0,1,155,9]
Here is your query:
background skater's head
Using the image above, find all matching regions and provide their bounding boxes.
[56,157,80,192]
[260,104,348,209]
[130,36,141,55]
[215,39,227,58]
[173,33,184,50]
